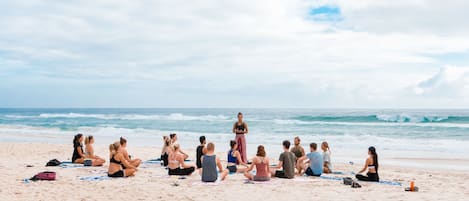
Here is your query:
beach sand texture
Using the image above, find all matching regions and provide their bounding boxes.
[1,143,468,201]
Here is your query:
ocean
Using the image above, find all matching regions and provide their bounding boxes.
[1,108,468,169]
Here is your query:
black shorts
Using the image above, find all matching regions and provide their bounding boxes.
[227,165,237,173]
[108,170,124,178]
[274,170,288,178]
[168,167,195,176]
[305,167,321,177]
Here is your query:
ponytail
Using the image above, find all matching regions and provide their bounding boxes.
[322,141,331,154]
[369,146,378,171]
[109,142,120,158]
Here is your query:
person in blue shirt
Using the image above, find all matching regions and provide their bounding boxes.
[303,143,323,176]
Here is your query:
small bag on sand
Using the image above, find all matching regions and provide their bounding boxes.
[46,159,61,166]
[30,171,56,181]
[343,177,353,185]
[84,159,92,166]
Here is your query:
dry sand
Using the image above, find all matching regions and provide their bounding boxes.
[1,142,468,201]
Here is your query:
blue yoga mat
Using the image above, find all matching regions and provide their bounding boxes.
[79,175,111,181]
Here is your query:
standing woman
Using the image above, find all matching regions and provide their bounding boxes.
[72,134,85,163]
[120,137,142,168]
[232,112,248,164]
[356,146,379,182]
[84,135,105,166]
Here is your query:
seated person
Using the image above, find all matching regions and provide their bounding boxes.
[168,144,196,176]
[196,136,207,169]
[244,145,270,181]
[170,133,189,160]
[270,140,296,179]
[84,135,105,166]
[303,143,323,176]
[120,137,142,168]
[108,142,137,177]
[321,141,332,173]
[291,136,306,173]
[356,146,379,182]
[72,134,85,163]
[226,140,248,173]
[201,142,229,182]
[161,136,172,167]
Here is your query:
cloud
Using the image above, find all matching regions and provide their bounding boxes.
[414,66,469,97]
[0,0,469,107]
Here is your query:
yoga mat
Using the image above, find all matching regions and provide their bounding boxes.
[60,164,85,168]
[378,180,402,186]
[320,175,343,181]
[191,181,220,186]
[79,175,111,181]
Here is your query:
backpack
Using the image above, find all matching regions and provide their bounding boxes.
[46,159,62,166]
[30,171,56,181]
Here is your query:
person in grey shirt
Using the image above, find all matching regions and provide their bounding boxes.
[201,142,229,182]
[271,140,296,179]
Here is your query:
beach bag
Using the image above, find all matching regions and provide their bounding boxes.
[84,159,92,166]
[343,177,353,185]
[46,159,61,166]
[30,171,56,181]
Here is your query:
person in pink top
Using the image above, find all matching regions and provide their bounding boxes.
[244,145,270,181]
[232,112,248,164]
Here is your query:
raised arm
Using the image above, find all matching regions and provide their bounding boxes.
[180,155,194,169]
[118,154,137,169]
[232,123,237,133]
[276,161,283,169]
[235,151,248,166]
[77,146,84,158]
[246,158,256,172]
[358,158,371,174]
[123,150,131,161]
[216,157,224,173]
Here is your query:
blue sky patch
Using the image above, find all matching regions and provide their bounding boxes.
[308,5,343,22]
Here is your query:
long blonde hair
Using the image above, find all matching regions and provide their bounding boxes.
[85,135,93,145]
[322,141,331,153]
[109,141,120,158]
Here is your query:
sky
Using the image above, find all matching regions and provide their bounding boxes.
[1,0,469,108]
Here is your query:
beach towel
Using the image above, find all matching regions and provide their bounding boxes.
[378,180,402,186]
[319,175,402,186]
[191,181,221,186]
[244,180,277,185]
[60,163,85,168]
[79,175,111,181]
[320,175,344,181]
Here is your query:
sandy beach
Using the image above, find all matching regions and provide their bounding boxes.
[1,142,468,201]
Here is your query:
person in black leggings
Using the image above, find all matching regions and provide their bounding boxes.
[168,144,196,175]
[356,146,379,182]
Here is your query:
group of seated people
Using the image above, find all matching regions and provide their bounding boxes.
[72,134,142,178]
[160,134,378,182]
[72,133,379,182]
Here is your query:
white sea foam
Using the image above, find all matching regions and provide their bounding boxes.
[6,113,232,121]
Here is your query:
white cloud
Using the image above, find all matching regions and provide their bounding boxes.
[414,66,469,97]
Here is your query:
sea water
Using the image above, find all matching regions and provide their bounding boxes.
[1,108,468,169]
